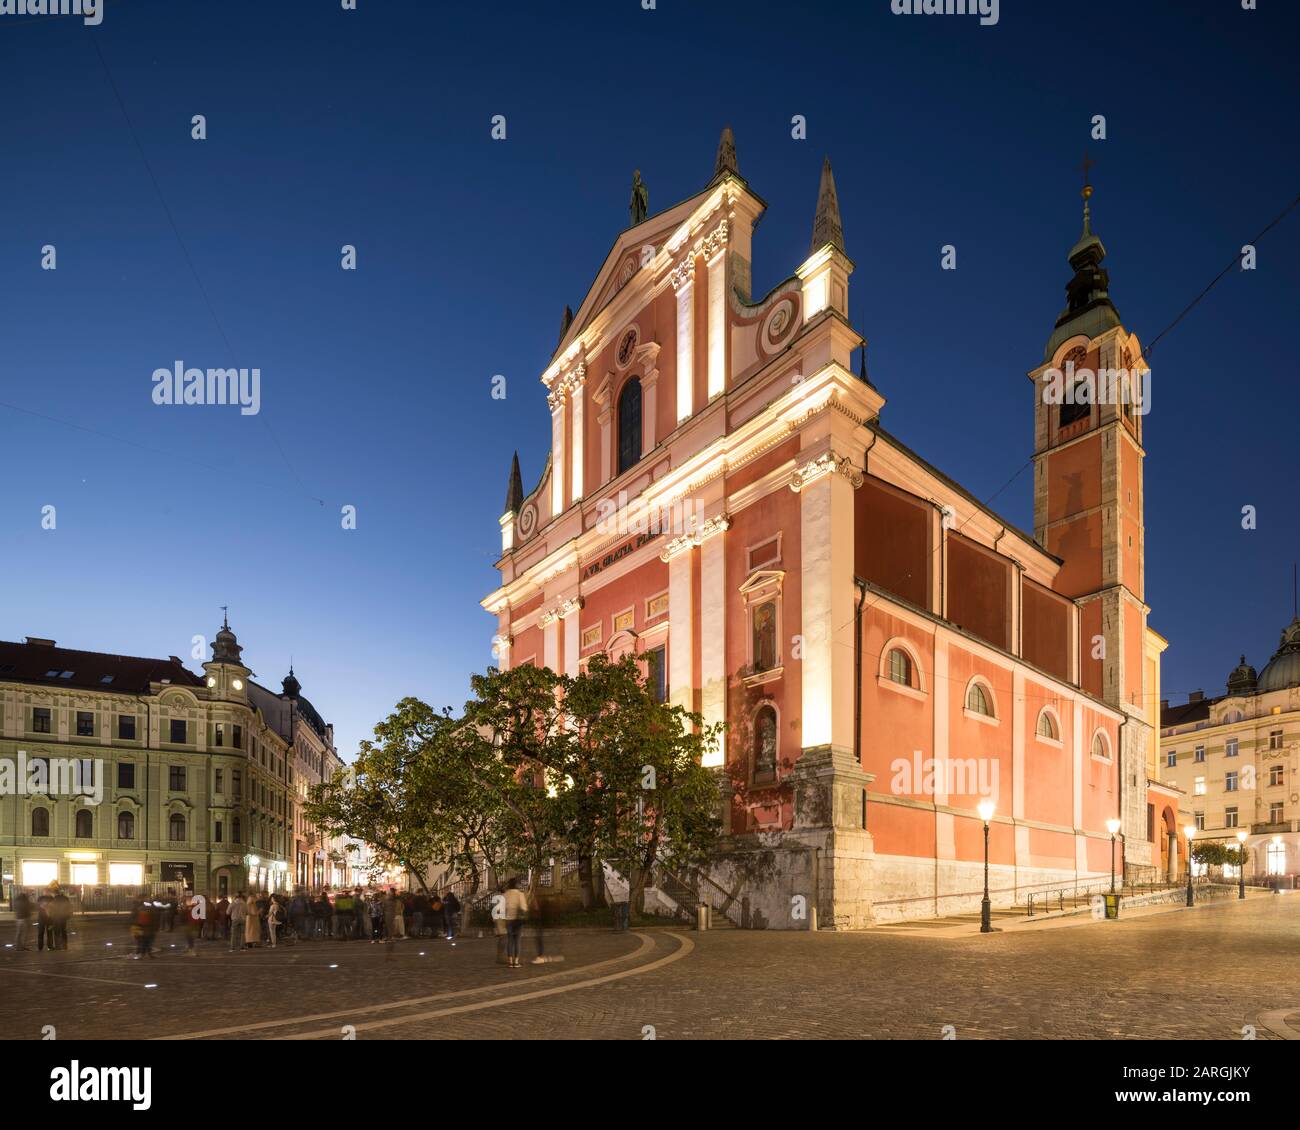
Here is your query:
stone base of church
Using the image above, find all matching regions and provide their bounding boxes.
[699,840,1114,929]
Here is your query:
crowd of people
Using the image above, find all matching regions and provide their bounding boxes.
[125,886,464,957]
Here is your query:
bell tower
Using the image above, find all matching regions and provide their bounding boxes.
[1028,176,1154,869]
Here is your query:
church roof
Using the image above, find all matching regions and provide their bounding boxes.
[1044,186,1122,361]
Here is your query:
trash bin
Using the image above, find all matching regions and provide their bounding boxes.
[1104,893,1120,920]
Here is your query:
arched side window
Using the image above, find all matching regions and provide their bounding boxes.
[169,813,186,842]
[753,704,778,785]
[117,810,135,840]
[31,807,50,837]
[965,680,994,717]
[887,648,913,687]
[1036,708,1060,742]
[617,376,642,475]
[1091,731,1111,760]
[75,809,93,838]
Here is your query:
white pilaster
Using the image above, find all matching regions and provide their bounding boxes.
[562,603,580,676]
[796,458,857,752]
[933,631,955,861]
[706,248,726,401]
[550,401,565,516]
[571,383,584,502]
[667,545,694,712]
[641,367,658,455]
[1012,666,1028,876]
[543,618,559,673]
[699,521,727,767]
[674,261,695,423]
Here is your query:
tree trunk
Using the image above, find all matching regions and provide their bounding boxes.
[577,851,594,908]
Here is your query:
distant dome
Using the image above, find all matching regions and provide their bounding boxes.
[1226,655,1257,695]
[1258,618,1300,693]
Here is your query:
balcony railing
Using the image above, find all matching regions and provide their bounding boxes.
[1250,820,1297,835]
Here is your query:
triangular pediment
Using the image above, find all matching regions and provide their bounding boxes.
[553,177,757,362]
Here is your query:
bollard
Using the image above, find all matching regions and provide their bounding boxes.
[697,905,708,931]
[809,906,818,931]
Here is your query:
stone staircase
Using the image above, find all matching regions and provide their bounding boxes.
[653,867,735,928]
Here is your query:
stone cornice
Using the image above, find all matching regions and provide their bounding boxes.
[789,452,864,493]
[659,515,731,562]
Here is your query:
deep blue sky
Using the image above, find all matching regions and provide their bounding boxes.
[2,0,1296,756]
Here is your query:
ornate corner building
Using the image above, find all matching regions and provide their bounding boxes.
[482,131,1172,926]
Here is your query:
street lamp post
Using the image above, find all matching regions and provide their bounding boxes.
[1106,818,1122,895]
[1273,835,1283,894]
[1236,830,1247,900]
[1185,826,1197,907]
[977,800,995,933]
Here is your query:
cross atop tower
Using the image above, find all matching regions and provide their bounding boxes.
[1080,150,1095,195]
[220,604,229,630]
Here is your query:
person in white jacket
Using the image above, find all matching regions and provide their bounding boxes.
[266,897,283,948]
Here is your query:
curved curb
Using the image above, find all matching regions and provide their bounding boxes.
[1256,1009,1300,1041]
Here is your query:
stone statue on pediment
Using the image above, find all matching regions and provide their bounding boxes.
[629,170,648,226]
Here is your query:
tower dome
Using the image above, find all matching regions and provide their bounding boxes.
[1226,654,1257,695]
[282,666,301,699]
[211,613,243,664]
[1257,618,1300,693]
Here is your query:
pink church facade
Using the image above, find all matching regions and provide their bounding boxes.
[483,132,1174,925]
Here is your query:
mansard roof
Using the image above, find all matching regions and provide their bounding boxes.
[0,638,203,693]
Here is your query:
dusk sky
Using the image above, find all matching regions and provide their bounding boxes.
[3,0,1296,759]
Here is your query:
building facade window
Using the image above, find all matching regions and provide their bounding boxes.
[1269,802,1285,824]
[1194,811,1205,831]
[215,769,224,795]
[76,711,94,736]
[1225,771,1238,793]
[1225,738,1239,758]
[117,811,134,840]
[169,766,186,792]
[215,723,224,747]
[1194,745,1205,763]
[75,809,93,837]
[233,770,242,799]
[232,816,242,843]
[1037,710,1059,741]
[170,719,187,744]
[1270,765,1285,787]
[1267,841,1286,875]
[32,707,51,733]
[617,376,642,475]
[1269,730,1283,750]
[118,715,136,740]
[32,807,50,837]
[214,819,223,844]
[1225,807,1238,829]
[1194,776,1206,795]
[233,724,243,750]
[1166,750,1177,768]
[887,649,913,687]
[1091,732,1110,760]
[117,762,134,789]
[169,813,186,842]
[966,682,993,717]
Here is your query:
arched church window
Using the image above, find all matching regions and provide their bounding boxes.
[753,705,777,785]
[617,376,642,475]
[887,648,913,687]
[966,682,993,717]
[753,600,778,672]
[1036,710,1059,741]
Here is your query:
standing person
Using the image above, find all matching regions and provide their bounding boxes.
[161,890,176,933]
[35,891,52,952]
[411,889,427,939]
[228,891,246,951]
[266,896,283,948]
[353,889,368,941]
[181,892,202,956]
[391,889,406,939]
[290,889,308,940]
[334,890,354,940]
[132,898,158,959]
[48,888,72,950]
[12,889,33,951]
[382,889,396,940]
[369,891,383,942]
[442,889,460,941]
[503,879,529,969]
[321,891,336,939]
[213,895,230,941]
[243,893,260,949]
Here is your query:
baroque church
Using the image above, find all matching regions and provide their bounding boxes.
[482,130,1173,925]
